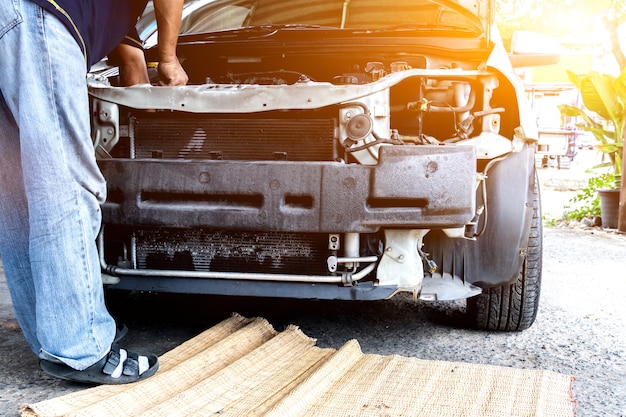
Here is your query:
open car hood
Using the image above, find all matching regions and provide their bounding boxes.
[157,0,494,45]
[449,0,492,41]
[423,0,492,35]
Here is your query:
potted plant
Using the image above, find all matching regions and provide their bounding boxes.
[558,69,624,228]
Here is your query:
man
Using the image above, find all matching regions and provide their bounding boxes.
[0,0,187,384]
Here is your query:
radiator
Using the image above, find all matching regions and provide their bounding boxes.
[134,228,331,275]
[131,113,337,161]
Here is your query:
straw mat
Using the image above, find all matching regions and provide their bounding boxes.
[21,314,576,417]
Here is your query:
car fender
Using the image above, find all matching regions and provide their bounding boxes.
[424,143,536,288]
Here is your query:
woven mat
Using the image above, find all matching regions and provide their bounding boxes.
[21,314,576,417]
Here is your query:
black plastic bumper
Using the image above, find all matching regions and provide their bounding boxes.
[99,145,476,233]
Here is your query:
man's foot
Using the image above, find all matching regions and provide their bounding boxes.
[39,344,158,385]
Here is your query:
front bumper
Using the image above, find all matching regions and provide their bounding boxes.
[100,145,476,233]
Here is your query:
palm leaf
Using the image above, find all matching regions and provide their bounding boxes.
[579,72,623,125]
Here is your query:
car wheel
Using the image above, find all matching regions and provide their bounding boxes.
[466,172,542,331]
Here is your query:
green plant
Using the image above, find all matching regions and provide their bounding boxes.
[563,172,616,220]
[558,70,625,188]
[541,214,559,227]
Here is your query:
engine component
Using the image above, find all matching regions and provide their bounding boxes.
[345,113,373,141]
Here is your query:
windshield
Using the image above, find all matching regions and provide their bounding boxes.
[174,0,485,34]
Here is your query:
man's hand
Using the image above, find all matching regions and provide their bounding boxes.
[157,58,188,86]
[153,0,188,86]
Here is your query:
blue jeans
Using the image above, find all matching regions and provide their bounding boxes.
[0,0,116,370]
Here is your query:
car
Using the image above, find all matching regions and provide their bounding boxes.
[576,130,595,150]
[88,0,552,331]
[536,128,577,169]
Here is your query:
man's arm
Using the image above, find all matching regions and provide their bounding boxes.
[153,0,188,86]
[112,43,150,86]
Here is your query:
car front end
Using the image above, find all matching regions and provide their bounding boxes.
[90,0,544,330]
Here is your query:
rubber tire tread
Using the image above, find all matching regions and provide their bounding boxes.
[467,171,542,331]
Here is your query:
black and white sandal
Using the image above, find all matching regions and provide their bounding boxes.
[40,343,158,385]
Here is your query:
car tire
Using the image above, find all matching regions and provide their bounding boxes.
[466,172,542,331]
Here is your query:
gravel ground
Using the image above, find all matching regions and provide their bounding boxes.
[0,156,625,416]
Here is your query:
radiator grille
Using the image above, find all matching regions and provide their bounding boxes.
[135,228,330,275]
[131,114,336,161]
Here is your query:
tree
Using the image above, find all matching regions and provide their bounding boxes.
[603,0,626,231]
[605,0,626,70]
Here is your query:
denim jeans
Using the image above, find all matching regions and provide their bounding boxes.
[0,0,116,370]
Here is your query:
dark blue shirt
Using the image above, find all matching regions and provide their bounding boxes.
[30,0,148,68]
